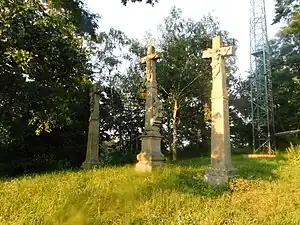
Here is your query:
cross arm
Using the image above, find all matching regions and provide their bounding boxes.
[141,53,160,64]
[220,46,235,56]
[202,48,213,59]
[141,56,147,64]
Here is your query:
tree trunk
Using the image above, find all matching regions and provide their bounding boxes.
[171,99,179,160]
[166,115,172,154]
[119,126,122,152]
[129,129,133,152]
[136,129,139,153]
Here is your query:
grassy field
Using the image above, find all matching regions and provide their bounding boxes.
[0,153,300,225]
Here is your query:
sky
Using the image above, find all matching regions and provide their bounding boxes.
[85,0,281,76]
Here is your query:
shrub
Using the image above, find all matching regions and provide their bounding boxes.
[99,141,136,166]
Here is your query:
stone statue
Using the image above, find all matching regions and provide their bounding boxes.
[202,36,236,185]
[135,45,165,172]
[207,47,233,80]
[152,97,164,127]
[82,83,101,169]
[141,46,160,83]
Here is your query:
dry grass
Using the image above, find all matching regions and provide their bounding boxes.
[0,153,300,225]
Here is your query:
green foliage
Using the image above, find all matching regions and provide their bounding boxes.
[271,11,300,135]
[153,7,240,158]
[268,4,300,150]
[273,0,300,24]
[50,0,99,37]
[0,0,91,135]
[99,141,136,166]
[2,0,299,177]
[0,0,154,176]
[1,155,300,224]
[0,0,92,175]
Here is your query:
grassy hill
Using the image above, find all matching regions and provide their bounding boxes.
[0,153,300,225]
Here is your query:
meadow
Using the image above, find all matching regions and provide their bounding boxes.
[1,150,300,225]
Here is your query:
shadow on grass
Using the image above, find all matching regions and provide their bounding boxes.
[177,154,285,181]
[0,158,133,182]
[140,155,286,197]
[139,157,227,198]
[234,155,285,180]
[0,167,83,183]
[155,170,228,197]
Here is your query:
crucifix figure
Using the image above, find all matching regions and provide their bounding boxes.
[135,45,165,172]
[202,36,236,185]
[82,83,101,169]
[141,45,160,83]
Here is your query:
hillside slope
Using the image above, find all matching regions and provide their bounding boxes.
[0,155,299,225]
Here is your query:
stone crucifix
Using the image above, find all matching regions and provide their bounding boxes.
[202,36,236,185]
[135,45,165,172]
[82,83,101,169]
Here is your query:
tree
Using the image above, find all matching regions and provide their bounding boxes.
[271,16,300,131]
[51,0,99,37]
[0,0,92,135]
[117,41,146,156]
[154,7,237,160]
[0,0,92,174]
[273,0,300,24]
[270,2,300,147]
[229,75,253,149]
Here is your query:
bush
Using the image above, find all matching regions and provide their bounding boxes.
[99,141,136,166]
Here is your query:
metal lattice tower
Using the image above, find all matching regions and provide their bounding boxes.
[249,0,275,153]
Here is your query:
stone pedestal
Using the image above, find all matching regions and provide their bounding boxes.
[135,134,165,172]
[82,159,101,169]
[202,36,236,184]
[204,167,236,185]
[82,83,101,169]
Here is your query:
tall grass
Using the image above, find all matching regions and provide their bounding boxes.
[286,143,300,161]
[0,155,299,225]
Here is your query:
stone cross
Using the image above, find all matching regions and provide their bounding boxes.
[202,36,236,185]
[135,45,165,172]
[82,83,101,169]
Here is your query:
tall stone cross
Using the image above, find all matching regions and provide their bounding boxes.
[135,45,165,172]
[82,83,101,169]
[202,36,236,185]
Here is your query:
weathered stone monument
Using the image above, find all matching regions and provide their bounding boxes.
[82,83,101,169]
[135,45,165,172]
[202,36,236,185]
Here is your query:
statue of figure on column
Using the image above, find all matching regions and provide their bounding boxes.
[135,45,165,172]
[202,36,236,185]
[151,97,164,129]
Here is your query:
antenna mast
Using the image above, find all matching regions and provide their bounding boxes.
[249,0,276,153]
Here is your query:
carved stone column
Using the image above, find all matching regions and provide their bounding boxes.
[202,36,236,184]
[135,46,165,172]
[82,83,101,169]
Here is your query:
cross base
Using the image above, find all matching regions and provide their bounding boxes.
[135,159,165,172]
[81,159,101,170]
[204,166,236,185]
[135,132,165,172]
